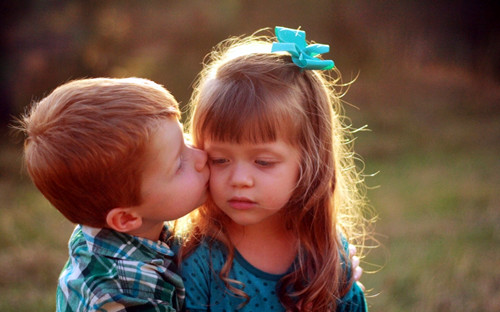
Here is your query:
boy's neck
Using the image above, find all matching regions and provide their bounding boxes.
[127,222,164,241]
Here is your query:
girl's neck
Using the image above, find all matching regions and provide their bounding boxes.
[227,214,298,275]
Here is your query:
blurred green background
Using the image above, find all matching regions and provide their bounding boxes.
[1,1,499,311]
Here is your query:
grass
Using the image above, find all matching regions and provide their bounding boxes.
[0,140,75,312]
[361,150,500,311]
[1,64,499,311]
[347,65,500,311]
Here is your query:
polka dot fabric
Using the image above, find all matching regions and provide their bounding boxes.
[180,240,285,311]
[178,239,367,311]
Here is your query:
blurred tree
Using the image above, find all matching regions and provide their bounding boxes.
[1,0,33,127]
[1,0,498,131]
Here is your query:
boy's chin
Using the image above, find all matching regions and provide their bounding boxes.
[194,191,209,209]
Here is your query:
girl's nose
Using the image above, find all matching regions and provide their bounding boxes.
[191,147,208,172]
[230,163,253,187]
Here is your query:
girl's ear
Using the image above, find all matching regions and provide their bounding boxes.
[105,208,143,233]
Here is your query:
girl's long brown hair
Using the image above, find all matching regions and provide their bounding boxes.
[174,31,373,311]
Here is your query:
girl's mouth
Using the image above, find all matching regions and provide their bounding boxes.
[228,197,256,210]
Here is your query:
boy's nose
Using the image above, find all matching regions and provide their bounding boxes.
[192,147,208,172]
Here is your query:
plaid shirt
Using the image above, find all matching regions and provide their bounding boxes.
[56,225,185,312]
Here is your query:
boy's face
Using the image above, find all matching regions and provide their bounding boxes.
[134,118,209,226]
[204,139,300,228]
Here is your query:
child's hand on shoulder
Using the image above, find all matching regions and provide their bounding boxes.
[349,244,365,291]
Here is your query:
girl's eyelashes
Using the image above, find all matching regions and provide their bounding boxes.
[255,159,274,167]
[209,157,229,165]
[208,157,277,167]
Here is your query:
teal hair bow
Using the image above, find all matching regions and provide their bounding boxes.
[271,26,334,70]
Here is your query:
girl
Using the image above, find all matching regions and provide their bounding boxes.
[175,26,372,311]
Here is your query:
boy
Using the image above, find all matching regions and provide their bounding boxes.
[19,78,209,311]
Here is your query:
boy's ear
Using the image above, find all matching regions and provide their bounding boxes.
[105,208,143,233]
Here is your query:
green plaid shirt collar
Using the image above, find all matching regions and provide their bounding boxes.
[57,225,185,311]
[81,225,174,262]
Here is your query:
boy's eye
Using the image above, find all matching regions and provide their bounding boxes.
[177,154,185,171]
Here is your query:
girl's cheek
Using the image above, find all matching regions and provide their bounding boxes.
[210,172,227,190]
[209,173,219,187]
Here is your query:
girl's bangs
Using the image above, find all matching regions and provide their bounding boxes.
[199,78,299,144]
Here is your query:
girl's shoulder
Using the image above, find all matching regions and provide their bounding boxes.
[180,237,227,265]
[338,234,351,272]
[337,281,368,312]
[336,235,368,311]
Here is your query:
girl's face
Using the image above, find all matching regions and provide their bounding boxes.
[204,139,300,229]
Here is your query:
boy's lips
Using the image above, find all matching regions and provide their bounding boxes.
[228,197,256,210]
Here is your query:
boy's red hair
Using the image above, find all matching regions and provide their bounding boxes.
[19,78,180,227]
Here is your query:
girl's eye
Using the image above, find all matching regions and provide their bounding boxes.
[255,160,274,167]
[210,158,228,165]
